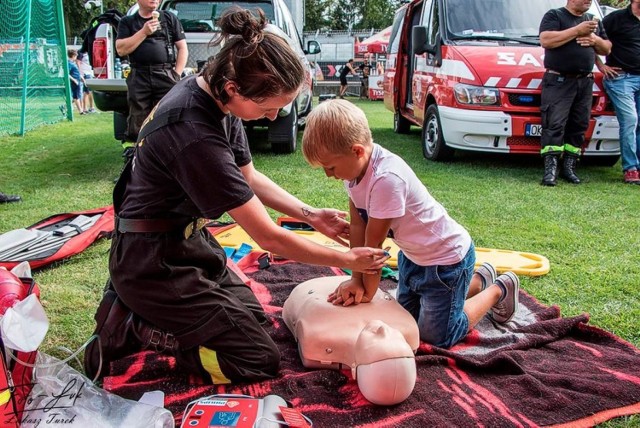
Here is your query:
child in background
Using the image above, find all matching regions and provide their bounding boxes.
[76,51,96,113]
[302,100,520,348]
[67,49,85,115]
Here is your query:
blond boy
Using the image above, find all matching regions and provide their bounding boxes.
[302,100,520,347]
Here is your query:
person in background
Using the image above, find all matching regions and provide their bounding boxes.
[538,0,611,186]
[596,0,640,185]
[84,8,388,385]
[67,49,85,115]
[339,58,356,99]
[358,58,372,100]
[116,0,188,159]
[77,51,96,114]
[0,191,21,204]
[302,100,521,349]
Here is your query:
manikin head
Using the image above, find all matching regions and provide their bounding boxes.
[352,320,416,405]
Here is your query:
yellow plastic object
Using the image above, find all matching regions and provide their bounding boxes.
[211,224,399,267]
[211,224,550,276]
[474,247,550,277]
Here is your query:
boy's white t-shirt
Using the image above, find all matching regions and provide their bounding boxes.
[346,144,471,266]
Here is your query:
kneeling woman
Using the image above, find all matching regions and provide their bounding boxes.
[85,7,387,384]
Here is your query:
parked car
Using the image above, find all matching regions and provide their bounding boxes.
[383,0,620,165]
[87,0,320,154]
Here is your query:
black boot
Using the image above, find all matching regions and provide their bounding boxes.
[541,155,559,186]
[561,155,581,184]
[84,280,179,381]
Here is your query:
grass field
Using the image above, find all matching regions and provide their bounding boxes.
[0,100,638,426]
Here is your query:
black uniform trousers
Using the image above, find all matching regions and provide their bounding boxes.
[125,65,180,142]
[109,228,280,383]
[540,71,594,156]
[107,161,280,384]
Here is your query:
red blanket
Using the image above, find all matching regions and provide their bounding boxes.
[104,256,640,427]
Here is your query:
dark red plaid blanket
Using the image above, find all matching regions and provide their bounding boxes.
[104,255,640,427]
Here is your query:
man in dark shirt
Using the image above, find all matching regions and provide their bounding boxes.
[117,0,188,150]
[358,59,372,100]
[339,59,356,99]
[597,0,640,185]
[538,0,611,186]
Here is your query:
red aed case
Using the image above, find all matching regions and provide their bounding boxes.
[181,394,311,428]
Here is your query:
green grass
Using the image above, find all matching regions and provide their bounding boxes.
[1,101,639,427]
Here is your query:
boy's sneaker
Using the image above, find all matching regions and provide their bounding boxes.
[624,169,640,184]
[490,272,520,324]
[475,262,497,292]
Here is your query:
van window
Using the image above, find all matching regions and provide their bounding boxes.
[443,0,600,38]
[163,1,276,32]
[387,8,406,55]
[428,0,439,46]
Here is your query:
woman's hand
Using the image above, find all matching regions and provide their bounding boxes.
[305,207,350,246]
[346,247,389,274]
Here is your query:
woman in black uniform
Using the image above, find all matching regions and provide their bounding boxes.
[85,7,388,385]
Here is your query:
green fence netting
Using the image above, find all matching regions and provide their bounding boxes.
[0,0,71,137]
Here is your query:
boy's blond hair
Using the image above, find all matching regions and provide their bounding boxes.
[67,49,77,59]
[302,99,372,166]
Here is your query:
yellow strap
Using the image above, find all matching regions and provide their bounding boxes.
[199,346,231,384]
[0,389,10,405]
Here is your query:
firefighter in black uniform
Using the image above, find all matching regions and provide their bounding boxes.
[116,0,188,155]
[539,0,610,186]
[84,7,388,385]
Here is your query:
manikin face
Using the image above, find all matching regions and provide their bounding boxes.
[354,320,414,365]
[352,320,417,405]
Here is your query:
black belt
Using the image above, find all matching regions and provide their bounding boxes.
[131,63,174,70]
[116,216,208,239]
[547,69,593,79]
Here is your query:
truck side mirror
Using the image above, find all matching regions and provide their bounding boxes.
[413,27,442,66]
[412,26,430,55]
[306,40,321,55]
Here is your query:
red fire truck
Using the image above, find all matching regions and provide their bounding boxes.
[383,0,620,165]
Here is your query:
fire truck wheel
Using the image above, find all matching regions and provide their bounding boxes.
[422,104,455,161]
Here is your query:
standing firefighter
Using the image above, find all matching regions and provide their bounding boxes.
[538,0,611,186]
[116,0,188,158]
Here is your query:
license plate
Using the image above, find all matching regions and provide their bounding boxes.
[525,123,542,137]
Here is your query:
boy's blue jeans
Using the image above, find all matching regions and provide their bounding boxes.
[603,73,640,172]
[396,243,475,348]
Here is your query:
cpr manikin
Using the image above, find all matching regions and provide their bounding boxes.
[282,276,419,405]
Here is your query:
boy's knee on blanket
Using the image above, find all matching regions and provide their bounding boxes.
[420,314,469,349]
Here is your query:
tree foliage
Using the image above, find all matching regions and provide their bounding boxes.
[304,0,331,31]
[599,0,626,7]
[358,0,401,30]
[64,0,135,38]
[307,0,400,31]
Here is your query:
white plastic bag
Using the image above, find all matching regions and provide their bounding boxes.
[21,353,174,428]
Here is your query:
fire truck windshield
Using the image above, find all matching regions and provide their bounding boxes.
[444,0,602,39]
